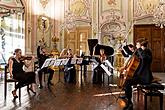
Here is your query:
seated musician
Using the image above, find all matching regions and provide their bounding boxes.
[120,38,153,110]
[60,48,76,83]
[8,49,36,99]
[37,46,54,89]
[92,48,107,84]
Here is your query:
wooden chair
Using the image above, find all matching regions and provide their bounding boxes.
[4,65,29,101]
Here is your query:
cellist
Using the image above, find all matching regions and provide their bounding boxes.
[121,38,153,110]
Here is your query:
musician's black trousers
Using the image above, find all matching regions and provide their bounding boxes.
[64,66,76,83]
[124,77,141,103]
[14,72,36,89]
[38,67,54,85]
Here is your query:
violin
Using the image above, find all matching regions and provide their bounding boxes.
[19,56,33,61]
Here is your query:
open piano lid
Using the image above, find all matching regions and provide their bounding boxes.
[88,39,114,56]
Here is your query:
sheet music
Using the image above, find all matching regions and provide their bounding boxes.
[76,58,83,64]
[41,58,52,68]
[53,59,62,66]
[100,64,112,76]
[42,58,81,68]
[70,58,83,64]
[90,58,99,69]
[70,58,77,64]
[61,59,70,65]
[104,60,114,69]
[48,59,56,66]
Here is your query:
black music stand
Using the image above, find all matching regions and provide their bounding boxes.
[70,58,83,85]
[100,60,119,105]
[54,59,69,85]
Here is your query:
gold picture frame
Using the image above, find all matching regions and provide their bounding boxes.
[38,15,50,33]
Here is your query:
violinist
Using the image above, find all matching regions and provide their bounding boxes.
[121,38,153,110]
[92,48,107,84]
[8,49,36,99]
[37,46,54,89]
[60,48,76,83]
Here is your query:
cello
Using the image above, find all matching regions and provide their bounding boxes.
[118,50,140,88]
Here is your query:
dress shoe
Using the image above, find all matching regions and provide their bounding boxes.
[12,91,18,99]
[123,101,133,110]
[28,88,36,95]
[39,85,43,89]
[118,95,127,99]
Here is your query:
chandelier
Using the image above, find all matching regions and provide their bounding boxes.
[154,0,165,28]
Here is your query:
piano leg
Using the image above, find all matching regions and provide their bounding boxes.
[84,65,87,77]
[80,65,83,85]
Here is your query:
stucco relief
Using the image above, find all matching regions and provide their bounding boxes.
[134,0,159,22]
[70,0,87,16]
[102,0,121,12]
[100,10,126,47]
[100,10,126,35]
[64,0,91,30]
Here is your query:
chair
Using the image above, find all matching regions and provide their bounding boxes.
[4,65,29,101]
[137,83,164,110]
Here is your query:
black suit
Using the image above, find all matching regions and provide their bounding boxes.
[124,48,153,103]
[37,46,54,85]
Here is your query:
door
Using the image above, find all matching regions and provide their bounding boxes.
[64,26,91,56]
[134,25,164,72]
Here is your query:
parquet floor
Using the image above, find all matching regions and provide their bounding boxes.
[0,71,164,110]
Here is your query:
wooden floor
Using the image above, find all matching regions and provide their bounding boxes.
[0,70,165,110]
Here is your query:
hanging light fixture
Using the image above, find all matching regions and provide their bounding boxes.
[154,0,165,28]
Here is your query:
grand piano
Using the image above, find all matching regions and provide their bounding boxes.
[82,39,114,64]
[81,39,114,78]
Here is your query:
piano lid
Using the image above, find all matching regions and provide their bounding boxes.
[94,44,114,55]
[88,39,98,56]
[88,39,114,56]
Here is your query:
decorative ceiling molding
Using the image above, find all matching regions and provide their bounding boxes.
[39,0,49,9]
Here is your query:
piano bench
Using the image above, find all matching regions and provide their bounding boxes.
[137,83,164,110]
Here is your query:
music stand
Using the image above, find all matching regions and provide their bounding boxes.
[100,60,118,104]
[41,58,69,85]
[70,58,83,84]
[53,59,69,85]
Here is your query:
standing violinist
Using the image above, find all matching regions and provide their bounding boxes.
[121,38,153,110]
[37,46,54,89]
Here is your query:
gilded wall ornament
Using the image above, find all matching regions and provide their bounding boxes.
[38,15,50,33]
[134,0,159,20]
[40,0,49,9]
[139,0,159,14]
[64,0,91,30]
[101,22,121,34]
[70,0,87,16]
[107,0,117,5]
